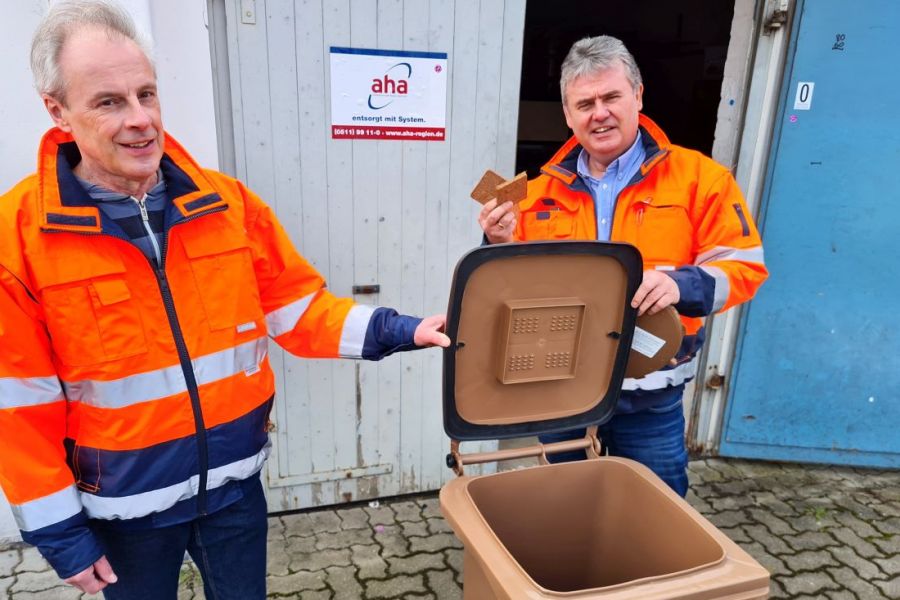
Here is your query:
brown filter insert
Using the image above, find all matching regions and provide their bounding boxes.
[470,170,507,204]
[453,253,629,425]
[466,460,726,592]
[495,172,527,204]
[470,170,528,207]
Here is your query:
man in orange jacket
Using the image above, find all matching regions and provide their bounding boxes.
[0,1,448,597]
[478,36,767,497]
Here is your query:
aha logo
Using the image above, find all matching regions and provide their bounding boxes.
[368,62,411,110]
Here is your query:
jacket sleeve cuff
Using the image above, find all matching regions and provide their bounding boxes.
[21,512,104,579]
[667,267,716,317]
[361,307,422,360]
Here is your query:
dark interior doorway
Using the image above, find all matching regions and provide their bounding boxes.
[515,1,736,177]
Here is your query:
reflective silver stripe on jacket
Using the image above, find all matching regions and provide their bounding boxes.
[696,245,765,266]
[696,245,765,312]
[0,376,64,409]
[81,443,270,521]
[338,305,376,358]
[11,485,82,532]
[622,354,699,391]
[62,337,268,409]
[265,292,316,338]
[699,265,730,312]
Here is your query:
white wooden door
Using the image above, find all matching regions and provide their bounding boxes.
[215,0,525,510]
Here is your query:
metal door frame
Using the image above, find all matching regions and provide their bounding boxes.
[687,0,797,455]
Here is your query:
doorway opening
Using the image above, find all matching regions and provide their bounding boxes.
[515,1,736,177]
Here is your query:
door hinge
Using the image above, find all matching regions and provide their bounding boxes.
[763,0,790,35]
[706,373,726,390]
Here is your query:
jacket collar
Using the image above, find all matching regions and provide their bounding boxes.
[37,128,227,233]
[523,114,671,211]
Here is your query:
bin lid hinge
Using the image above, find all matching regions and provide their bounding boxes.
[446,426,602,476]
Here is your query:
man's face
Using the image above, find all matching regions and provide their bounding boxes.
[563,62,643,171]
[43,27,164,195]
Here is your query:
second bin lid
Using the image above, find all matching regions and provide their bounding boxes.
[443,241,643,441]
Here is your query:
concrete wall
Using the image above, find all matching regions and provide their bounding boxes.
[0,0,218,544]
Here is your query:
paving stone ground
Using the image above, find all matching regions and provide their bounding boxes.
[2,458,898,599]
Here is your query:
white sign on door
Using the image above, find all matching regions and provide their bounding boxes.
[329,47,448,141]
[793,81,815,110]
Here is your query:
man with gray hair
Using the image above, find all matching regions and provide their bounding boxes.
[478,36,767,496]
[0,1,448,597]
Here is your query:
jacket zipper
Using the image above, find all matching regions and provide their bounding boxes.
[45,205,226,515]
[152,268,209,513]
[134,195,163,265]
[154,208,226,515]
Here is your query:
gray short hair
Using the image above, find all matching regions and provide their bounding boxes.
[560,36,642,103]
[30,0,154,104]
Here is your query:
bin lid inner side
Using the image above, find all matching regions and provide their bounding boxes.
[443,242,641,440]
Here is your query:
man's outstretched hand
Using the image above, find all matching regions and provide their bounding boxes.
[414,314,451,348]
[65,555,118,594]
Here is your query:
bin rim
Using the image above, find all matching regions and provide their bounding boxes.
[438,457,767,598]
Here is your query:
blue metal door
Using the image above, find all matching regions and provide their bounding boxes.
[720,0,900,467]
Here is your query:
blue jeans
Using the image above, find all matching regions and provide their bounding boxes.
[539,393,690,497]
[91,476,268,600]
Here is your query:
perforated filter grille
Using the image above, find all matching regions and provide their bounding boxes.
[496,299,585,384]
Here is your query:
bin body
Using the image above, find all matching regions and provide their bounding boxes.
[439,243,769,599]
[441,457,769,599]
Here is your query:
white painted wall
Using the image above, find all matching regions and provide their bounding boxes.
[0,0,218,544]
[0,2,56,196]
[145,1,219,169]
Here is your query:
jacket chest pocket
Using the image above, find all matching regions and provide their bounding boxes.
[635,202,693,264]
[42,274,148,367]
[522,208,576,240]
[182,233,264,332]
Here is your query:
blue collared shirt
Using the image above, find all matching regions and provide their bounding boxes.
[576,133,646,240]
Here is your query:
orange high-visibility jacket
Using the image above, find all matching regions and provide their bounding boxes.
[0,129,418,578]
[512,115,768,392]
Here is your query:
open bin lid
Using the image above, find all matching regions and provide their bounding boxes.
[443,241,643,441]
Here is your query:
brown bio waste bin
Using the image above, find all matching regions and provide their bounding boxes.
[439,241,769,599]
